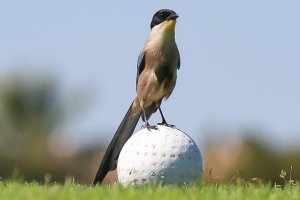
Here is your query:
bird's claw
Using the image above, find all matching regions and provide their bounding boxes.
[142,123,158,130]
[158,122,176,128]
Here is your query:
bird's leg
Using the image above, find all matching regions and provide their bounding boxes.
[142,108,150,128]
[158,107,167,124]
[158,107,175,128]
[142,107,157,130]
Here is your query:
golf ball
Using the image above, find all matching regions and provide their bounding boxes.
[117,125,203,186]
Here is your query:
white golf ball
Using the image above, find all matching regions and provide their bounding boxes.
[117,125,203,186]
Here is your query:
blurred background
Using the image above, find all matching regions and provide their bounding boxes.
[0,0,300,184]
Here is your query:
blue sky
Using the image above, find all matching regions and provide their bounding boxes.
[1,1,300,149]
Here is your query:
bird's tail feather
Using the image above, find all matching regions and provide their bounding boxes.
[93,102,141,185]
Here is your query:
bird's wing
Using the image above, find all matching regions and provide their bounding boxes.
[136,50,146,89]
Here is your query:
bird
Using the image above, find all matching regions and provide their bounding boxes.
[93,9,180,185]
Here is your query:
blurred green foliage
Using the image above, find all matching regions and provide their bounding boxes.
[0,76,62,156]
[0,74,96,183]
[204,136,300,185]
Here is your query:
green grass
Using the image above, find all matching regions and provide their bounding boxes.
[0,180,299,200]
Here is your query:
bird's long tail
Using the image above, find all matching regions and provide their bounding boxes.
[93,102,141,185]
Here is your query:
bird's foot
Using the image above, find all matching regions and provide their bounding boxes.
[142,123,158,130]
[158,120,176,128]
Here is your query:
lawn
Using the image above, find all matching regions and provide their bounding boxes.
[0,180,299,200]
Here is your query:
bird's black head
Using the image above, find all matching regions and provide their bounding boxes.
[150,9,179,29]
